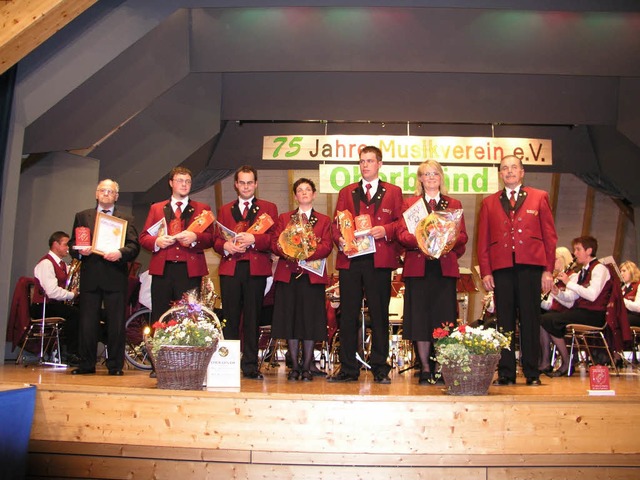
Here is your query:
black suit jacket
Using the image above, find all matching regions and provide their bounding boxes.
[69,207,140,293]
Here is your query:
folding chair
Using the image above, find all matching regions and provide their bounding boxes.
[565,323,619,376]
[15,279,66,367]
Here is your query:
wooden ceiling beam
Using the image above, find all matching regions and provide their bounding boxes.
[0,0,97,75]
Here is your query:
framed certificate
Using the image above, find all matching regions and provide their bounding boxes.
[92,212,127,255]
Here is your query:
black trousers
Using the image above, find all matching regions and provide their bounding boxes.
[493,263,543,380]
[150,262,201,322]
[78,288,126,371]
[220,262,267,374]
[338,255,392,377]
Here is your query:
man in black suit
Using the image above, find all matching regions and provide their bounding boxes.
[69,179,140,376]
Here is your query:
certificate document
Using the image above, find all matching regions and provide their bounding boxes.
[92,212,127,255]
[402,200,428,235]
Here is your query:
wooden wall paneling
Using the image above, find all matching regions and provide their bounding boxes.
[549,173,561,219]
[582,187,595,236]
[614,207,626,263]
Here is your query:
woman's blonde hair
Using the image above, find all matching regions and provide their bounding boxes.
[621,261,640,283]
[555,247,573,272]
[415,160,447,196]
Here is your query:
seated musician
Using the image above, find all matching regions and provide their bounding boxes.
[620,261,640,327]
[31,231,80,365]
[539,236,611,377]
[539,247,574,373]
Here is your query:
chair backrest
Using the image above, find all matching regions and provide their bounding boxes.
[604,263,632,351]
[6,277,36,349]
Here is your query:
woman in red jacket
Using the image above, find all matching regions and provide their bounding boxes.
[395,160,468,384]
[271,178,333,381]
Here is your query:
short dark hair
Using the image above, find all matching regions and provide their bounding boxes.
[169,166,192,180]
[572,235,598,257]
[49,231,69,248]
[292,178,316,194]
[360,145,382,162]
[234,165,258,182]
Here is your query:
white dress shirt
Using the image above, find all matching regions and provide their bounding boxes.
[33,251,74,302]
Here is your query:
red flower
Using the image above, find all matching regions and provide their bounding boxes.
[167,319,178,327]
[152,321,167,330]
[457,324,466,334]
[433,327,449,339]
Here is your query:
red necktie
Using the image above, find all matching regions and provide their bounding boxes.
[301,213,308,224]
[242,201,250,219]
[509,190,517,208]
[169,202,183,235]
[365,183,372,202]
[429,199,437,211]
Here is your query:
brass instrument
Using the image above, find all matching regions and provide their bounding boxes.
[65,258,81,304]
[480,291,494,319]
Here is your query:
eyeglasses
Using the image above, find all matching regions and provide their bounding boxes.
[172,178,192,185]
[421,172,440,178]
[97,188,116,195]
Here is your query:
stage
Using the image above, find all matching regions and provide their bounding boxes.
[1,362,640,479]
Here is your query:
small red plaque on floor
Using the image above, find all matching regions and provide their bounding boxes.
[589,365,610,390]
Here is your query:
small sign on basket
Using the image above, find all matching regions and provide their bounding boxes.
[205,340,241,389]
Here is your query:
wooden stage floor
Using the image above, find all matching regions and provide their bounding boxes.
[2,361,640,479]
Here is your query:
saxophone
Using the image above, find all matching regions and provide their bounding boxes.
[65,258,81,304]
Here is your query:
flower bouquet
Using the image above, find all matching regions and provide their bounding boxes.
[148,289,224,390]
[278,213,318,261]
[433,323,511,395]
[415,209,463,259]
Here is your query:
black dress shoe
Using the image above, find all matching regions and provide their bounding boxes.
[549,366,573,377]
[71,367,96,375]
[243,371,264,380]
[373,372,391,384]
[108,369,124,376]
[418,371,433,385]
[493,377,515,386]
[287,370,300,381]
[539,366,554,375]
[526,376,542,386]
[328,371,359,382]
[309,367,327,377]
[301,371,313,382]
[64,354,81,367]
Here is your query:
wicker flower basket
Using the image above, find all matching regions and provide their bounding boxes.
[440,353,501,396]
[153,342,218,390]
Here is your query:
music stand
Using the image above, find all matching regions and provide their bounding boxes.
[356,297,371,369]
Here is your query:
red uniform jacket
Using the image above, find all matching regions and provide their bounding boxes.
[331,180,403,270]
[395,195,468,278]
[271,209,333,285]
[477,186,557,277]
[214,198,278,277]
[140,199,214,278]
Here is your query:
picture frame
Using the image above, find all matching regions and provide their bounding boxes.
[92,212,127,255]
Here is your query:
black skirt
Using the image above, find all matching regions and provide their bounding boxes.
[271,273,327,341]
[402,259,457,341]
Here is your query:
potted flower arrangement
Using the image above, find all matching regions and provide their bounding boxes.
[433,322,512,395]
[148,287,224,390]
